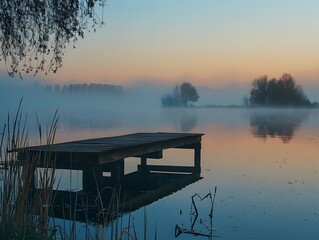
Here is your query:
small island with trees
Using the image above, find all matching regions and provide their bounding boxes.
[247,73,318,108]
[161,74,317,108]
[161,82,199,107]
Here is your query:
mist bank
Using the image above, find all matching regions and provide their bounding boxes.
[1,74,319,144]
[1,75,318,116]
[0,77,248,112]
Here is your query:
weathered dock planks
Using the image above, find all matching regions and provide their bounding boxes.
[12,132,204,221]
[14,132,204,193]
[16,132,204,169]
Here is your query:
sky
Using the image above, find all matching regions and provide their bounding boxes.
[1,0,319,94]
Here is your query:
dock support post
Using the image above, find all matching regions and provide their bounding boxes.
[26,162,36,207]
[194,142,201,174]
[112,159,124,183]
[83,166,104,192]
[140,157,147,173]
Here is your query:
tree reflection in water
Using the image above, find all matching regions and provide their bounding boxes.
[0,0,106,77]
[250,110,310,143]
[180,114,198,132]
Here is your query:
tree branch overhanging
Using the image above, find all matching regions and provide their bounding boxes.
[0,0,106,78]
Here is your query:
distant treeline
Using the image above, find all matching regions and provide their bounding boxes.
[247,73,318,107]
[45,83,123,95]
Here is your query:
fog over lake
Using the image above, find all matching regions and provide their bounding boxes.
[2,1,319,239]
[1,86,318,239]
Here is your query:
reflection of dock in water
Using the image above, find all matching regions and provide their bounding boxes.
[51,171,202,222]
[122,171,201,211]
[14,132,203,223]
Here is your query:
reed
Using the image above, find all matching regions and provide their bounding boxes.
[0,99,59,239]
[0,101,156,240]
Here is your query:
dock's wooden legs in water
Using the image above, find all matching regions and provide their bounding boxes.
[194,142,201,174]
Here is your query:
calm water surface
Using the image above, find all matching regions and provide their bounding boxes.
[9,107,319,239]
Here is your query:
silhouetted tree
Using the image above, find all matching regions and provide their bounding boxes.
[46,83,123,95]
[161,94,175,106]
[161,82,199,107]
[249,75,269,106]
[267,78,281,105]
[180,82,199,106]
[0,0,106,78]
[249,73,312,107]
[161,85,182,107]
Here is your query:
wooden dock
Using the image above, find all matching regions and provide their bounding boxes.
[16,132,204,190]
[14,132,204,221]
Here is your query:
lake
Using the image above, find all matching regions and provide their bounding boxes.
[3,106,319,239]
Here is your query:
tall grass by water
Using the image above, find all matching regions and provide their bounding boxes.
[0,100,58,239]
[0,101,154,240]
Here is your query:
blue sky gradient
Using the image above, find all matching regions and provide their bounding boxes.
[1,0,319,100]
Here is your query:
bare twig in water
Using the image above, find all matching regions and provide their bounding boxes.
[175,187,219,239]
